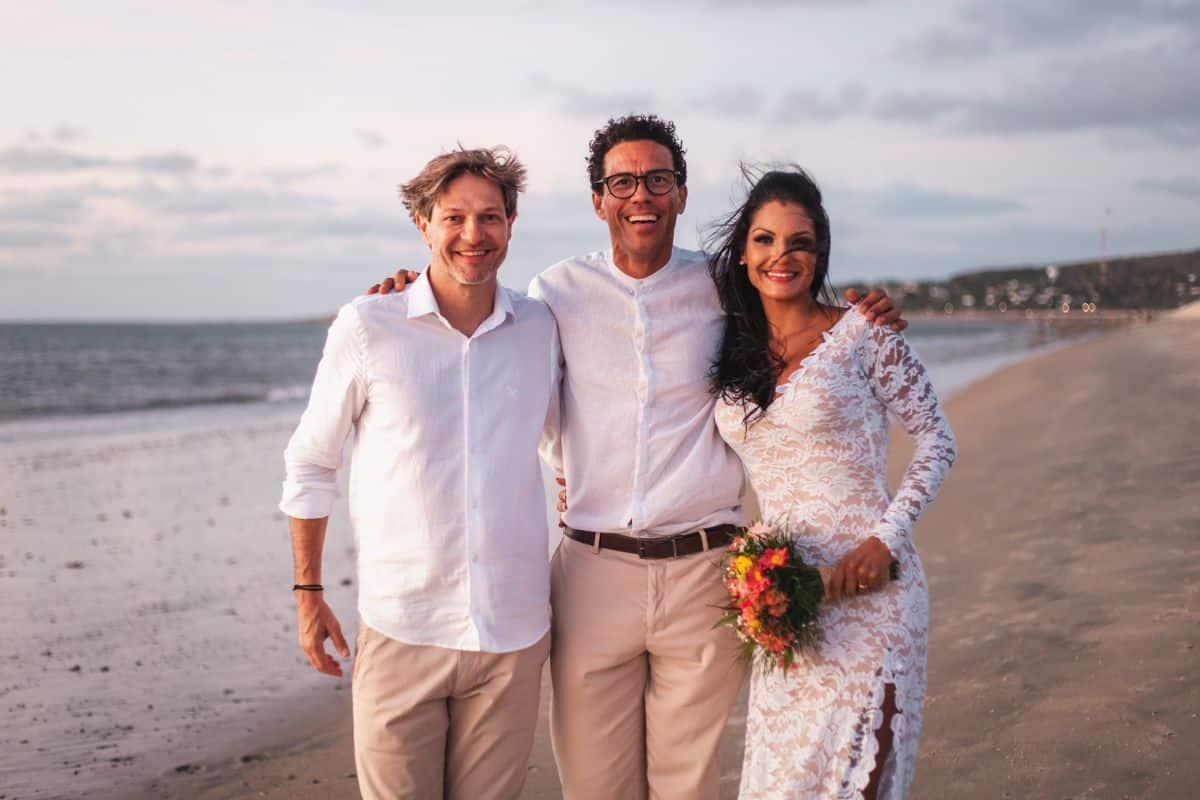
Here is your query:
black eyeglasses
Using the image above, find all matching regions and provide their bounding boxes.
[592,169,681,199]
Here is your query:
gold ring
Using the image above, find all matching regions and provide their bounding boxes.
[857,582,868,590]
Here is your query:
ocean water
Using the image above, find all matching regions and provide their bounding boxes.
[0,321,326,422]
[0,315,1062,437]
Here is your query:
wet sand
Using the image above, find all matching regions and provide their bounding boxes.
[7,317,1197,798]
[0,410,360,799]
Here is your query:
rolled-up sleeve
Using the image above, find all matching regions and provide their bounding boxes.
[279,304,368,519]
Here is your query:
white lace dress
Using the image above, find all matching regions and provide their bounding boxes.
[715,306,957,799]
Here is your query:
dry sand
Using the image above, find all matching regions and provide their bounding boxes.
[1167,300,1200,319]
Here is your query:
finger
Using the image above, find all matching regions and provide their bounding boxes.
[856,567,872,594]
[829,562,846,602]
[862,289,886,306]
[844,287,863,304]
[380,277,396,294]
[866,294,894,313]
[403,270,419,285]
[555,477,566,487]
[843,563,861,598]
[558,517,566,529]
[859,291,886,320]
[874,305,902,326]
[891,319,909,333]
[864,569,879,590]
[319,649,343,677]
[366,283,380,295]
[393,269,407,284]
[869,300,896,320]
[556,500,567,512]
[303,644,325,673]
[329,617,350,658]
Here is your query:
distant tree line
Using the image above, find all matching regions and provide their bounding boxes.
[844,248,1200,311]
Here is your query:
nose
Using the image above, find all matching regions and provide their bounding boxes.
[630,176,654,202]
[462,216,484,243]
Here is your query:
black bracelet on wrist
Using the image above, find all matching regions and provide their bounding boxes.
[293,584,324,592]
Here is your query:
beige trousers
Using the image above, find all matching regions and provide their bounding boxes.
[549,536,747,800]
[351,622,550,800]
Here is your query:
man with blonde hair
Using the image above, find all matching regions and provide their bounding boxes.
[279,146,560,799]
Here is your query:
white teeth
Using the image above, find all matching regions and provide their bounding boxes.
[627,215,658,222]
[766,271,796,278]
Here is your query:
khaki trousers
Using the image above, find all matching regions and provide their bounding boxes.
[549,536,747,800]
[352,622,550,800]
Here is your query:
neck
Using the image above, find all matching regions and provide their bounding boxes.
[426,263,496,336]
[611,243,673,280]
[761,293,829,347]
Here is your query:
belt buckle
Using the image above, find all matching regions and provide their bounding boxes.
[636,539,647,559]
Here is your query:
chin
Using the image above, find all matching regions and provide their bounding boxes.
[448,269,498,287]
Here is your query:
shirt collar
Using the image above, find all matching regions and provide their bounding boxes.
[604,246,683,290]
[405,270,440,320]
[406,270,516,335]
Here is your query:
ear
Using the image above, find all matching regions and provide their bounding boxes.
[506,211,517,242]
[677,184,688,215]
[592,191,606,221]
[416,214,432,248]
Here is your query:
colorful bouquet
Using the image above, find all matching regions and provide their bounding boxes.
[718,520,897,673]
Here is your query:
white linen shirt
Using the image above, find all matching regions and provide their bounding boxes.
[529,247,744,538]
[279,272,560,653]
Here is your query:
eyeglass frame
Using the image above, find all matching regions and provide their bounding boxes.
[591,169,683,199]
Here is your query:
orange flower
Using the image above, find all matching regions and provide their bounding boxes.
[760,547,789,568]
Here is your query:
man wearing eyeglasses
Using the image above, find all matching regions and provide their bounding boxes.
[371,115,903,799]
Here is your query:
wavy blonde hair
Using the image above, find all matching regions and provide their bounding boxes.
[399,145,527,224]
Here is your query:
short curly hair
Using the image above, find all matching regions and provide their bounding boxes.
[586,115,687,194]
[399,145,526,224]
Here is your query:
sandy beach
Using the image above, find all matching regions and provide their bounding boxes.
[192,317,1198,800]
[4,316,1197,799]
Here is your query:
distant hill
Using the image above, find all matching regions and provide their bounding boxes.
[846,248,1200,312]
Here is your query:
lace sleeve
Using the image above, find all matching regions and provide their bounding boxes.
[862,326,957,554]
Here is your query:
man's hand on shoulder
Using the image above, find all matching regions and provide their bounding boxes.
[845,287,907,332]
[366,268,421,296]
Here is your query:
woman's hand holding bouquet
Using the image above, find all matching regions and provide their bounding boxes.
[718,521,898,673]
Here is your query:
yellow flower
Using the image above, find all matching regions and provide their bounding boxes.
[733,555,754,577]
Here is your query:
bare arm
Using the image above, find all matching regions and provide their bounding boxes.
[289,515,350,677]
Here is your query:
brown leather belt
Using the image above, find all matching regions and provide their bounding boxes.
[564,524,737,560]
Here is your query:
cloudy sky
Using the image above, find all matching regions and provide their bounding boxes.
[2,0,1197,320]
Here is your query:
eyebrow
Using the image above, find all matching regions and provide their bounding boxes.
[750,227,815,236]
[439,205,506,215]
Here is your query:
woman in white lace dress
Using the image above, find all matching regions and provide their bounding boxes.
[707,168,957,799]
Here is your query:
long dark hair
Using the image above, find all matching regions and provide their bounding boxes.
[706,165,836,424]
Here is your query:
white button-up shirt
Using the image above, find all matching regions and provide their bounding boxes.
[529,247,744,538]
[279,272,560,653]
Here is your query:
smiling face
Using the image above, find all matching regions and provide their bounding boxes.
[418,173,514,288]
[592,139,687,275]
[742,200,821,305]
